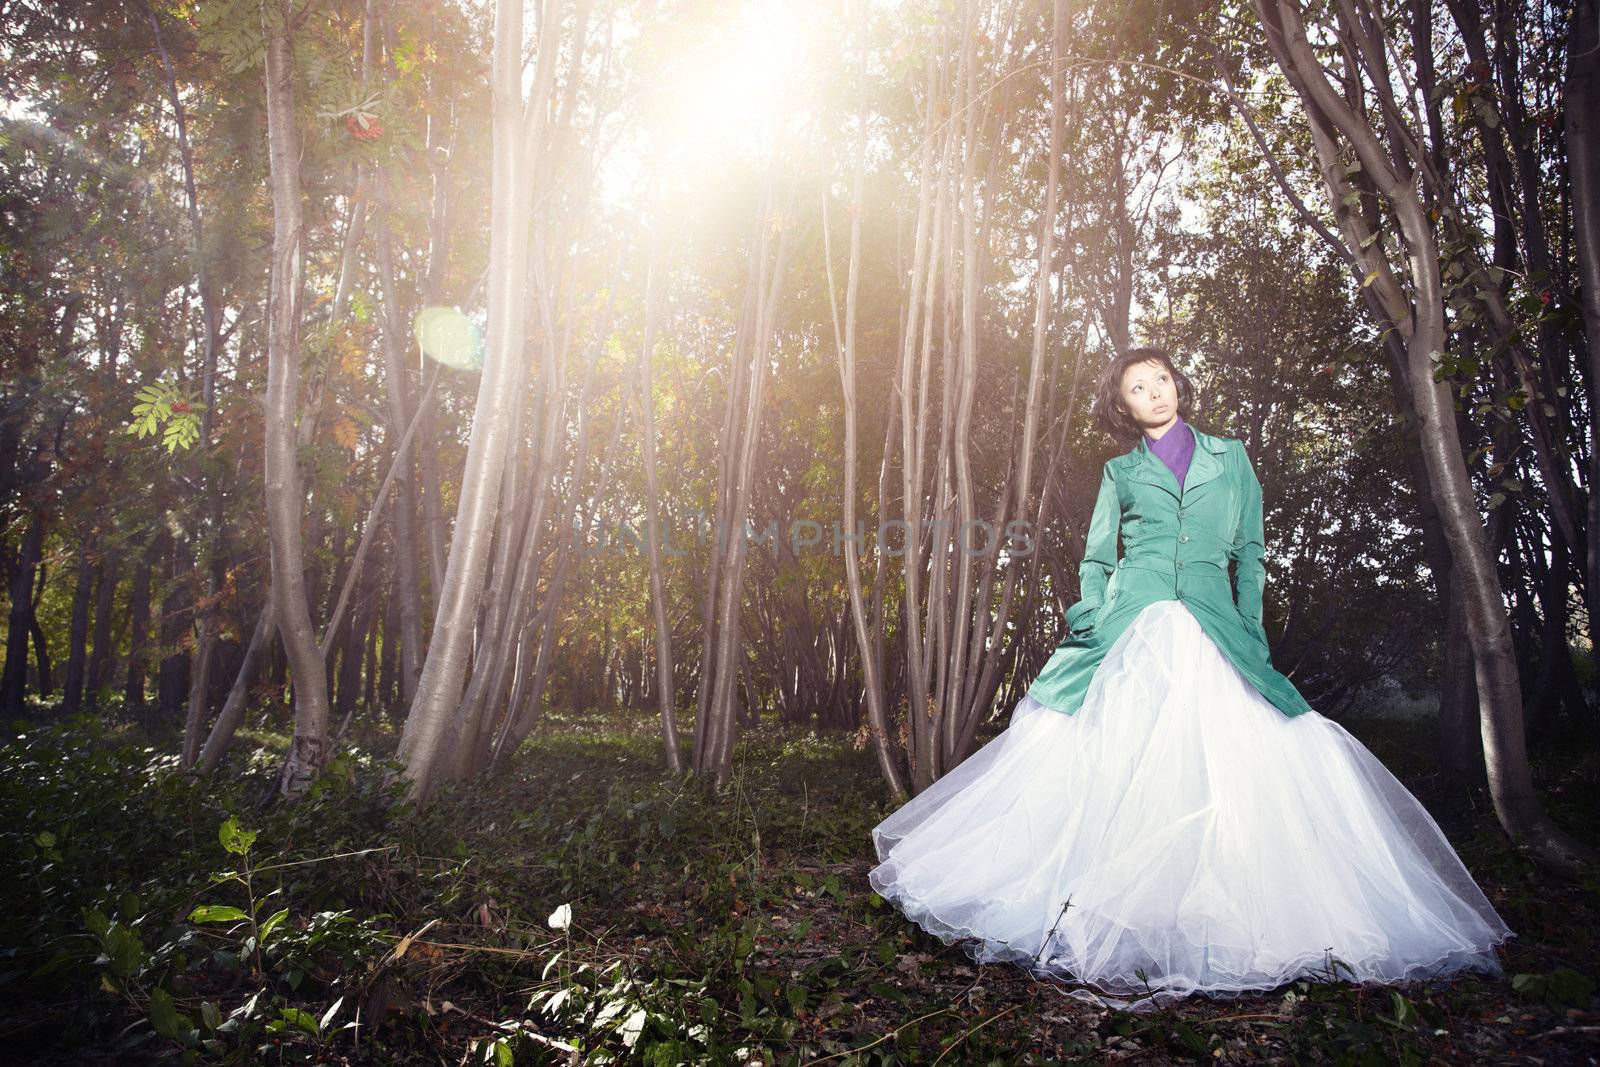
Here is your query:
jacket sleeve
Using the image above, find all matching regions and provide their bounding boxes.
[1229,442,1268,633]
[1066,461,1119,633]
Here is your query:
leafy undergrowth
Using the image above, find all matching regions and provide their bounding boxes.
[2,702,1598,1065]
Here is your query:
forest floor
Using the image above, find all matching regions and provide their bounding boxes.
[2,699,1599,1065]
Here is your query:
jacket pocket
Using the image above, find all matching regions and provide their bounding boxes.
[1092,571,1123,626]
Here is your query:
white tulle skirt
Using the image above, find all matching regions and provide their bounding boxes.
[868,599,1514,1011]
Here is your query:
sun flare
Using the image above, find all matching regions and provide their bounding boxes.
[653,0,813,168]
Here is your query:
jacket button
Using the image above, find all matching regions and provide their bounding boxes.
[1179,534,1189,542]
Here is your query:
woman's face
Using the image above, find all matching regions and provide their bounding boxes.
[1119,359,1179,434]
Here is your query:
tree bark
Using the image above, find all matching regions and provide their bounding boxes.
[372,169,426,707]
[704,183,793,790]
[395,0,555,804]
[636,232,684,774]
[262,0,332,796]
[195,584,277,774]
[62,540,94,713]
[1253,0,1594,874]
[123,539,153,707]
[1566,0,1600,657]
[822,0,904,796]
[157,533,191,720]
[86,548,120,705]
[1,518,45,714]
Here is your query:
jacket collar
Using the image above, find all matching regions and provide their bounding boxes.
[1117,423,1228,501]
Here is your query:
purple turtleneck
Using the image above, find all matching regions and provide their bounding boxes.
[1144,413,1196,490]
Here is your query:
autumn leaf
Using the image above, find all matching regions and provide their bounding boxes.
[333,416,360,451]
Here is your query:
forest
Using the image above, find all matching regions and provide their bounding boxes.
[2,0,1599,1062]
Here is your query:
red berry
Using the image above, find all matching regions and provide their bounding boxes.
[345,113,383,141]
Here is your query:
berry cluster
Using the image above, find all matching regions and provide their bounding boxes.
[345,113,383,142]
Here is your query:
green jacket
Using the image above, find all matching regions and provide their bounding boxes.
[1025,425,1314,719]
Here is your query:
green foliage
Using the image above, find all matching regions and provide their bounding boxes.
[125,379,208,452]
[0,711,1590,1063]
[191,0,267,74]
[1511,967,1597,1009]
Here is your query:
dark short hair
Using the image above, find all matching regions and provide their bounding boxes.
[1092,346,1197,445]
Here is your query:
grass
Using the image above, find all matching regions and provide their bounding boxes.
[1,698,1597,1064]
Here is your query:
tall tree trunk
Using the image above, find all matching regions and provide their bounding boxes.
[373,170,426,708]
[196,585,277,773]
[895,33,948,792]
[697,178,794,790]
[1253,0,1594,874]
[86,548,119,705]
[396,0,556,804]
[416,98,454,594]
[333,551,373,735]
[262,0,332,797]
[28,607,52,700]
[692,269,755,774]
[157,534,191,720]
[62,540,95,713]
[1217,48,1486,790]
[1567,0,1600,656]
[1,518,45,714]
[635,233,684,774]
[123,539,153,707]
[827,0,903,800]
[150,0,230,769]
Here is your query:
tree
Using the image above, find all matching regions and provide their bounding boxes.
[395,0,554,803]
[1250,0,1593,873]
[261,0,332,797]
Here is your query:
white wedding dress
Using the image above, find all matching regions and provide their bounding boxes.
[868,599,1514,1011]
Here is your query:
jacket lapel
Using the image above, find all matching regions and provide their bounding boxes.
[1123,424,1227,503]
[1182,429,1226,499]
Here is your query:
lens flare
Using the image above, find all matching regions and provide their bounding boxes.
[413,306,484,370]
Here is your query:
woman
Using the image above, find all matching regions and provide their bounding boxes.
[867,347,1514,1011]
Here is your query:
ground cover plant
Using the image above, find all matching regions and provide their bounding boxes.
[2,700,1598,1065]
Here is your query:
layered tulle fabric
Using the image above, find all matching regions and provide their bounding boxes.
[868,599,1514,1011]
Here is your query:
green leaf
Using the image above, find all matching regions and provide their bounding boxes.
[189,905,250,924]
[201,1000,222,1032]
[149,987,184,1038]
[618,1007,647,1048]
[104,923,146,978]
[1173,1020,1208,1054]
[279,1005,321,1036]
[259,908,290,943]
[542,988,571,1016]
[319,996,343,1033]
[82,908,111,938]
[218,815,256,856]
